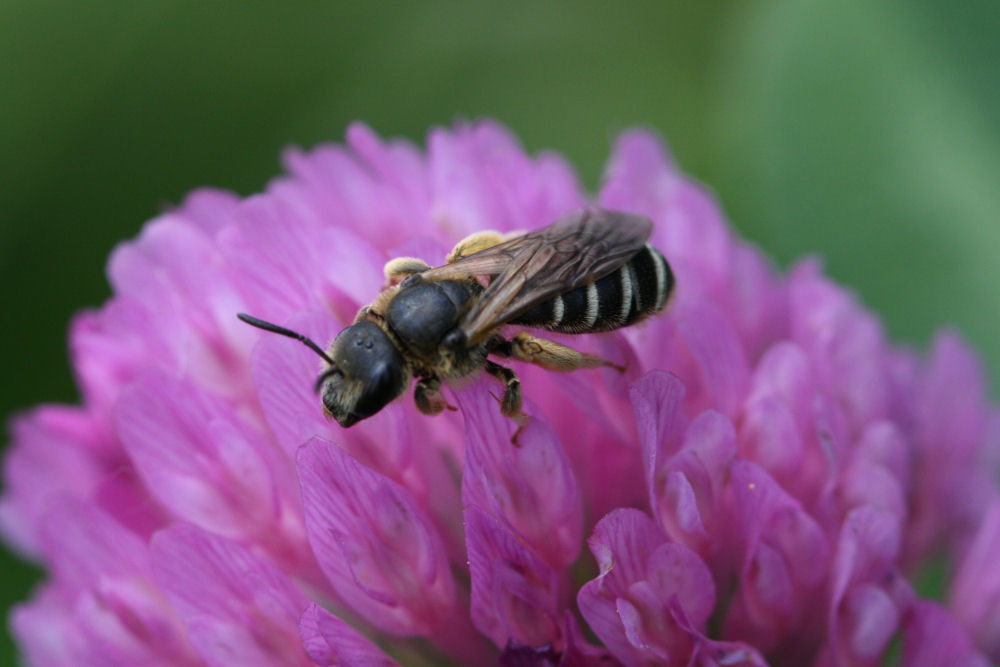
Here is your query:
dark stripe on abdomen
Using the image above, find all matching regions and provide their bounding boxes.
[511,244,674,334]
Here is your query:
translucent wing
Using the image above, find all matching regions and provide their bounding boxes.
[419,208,652,344]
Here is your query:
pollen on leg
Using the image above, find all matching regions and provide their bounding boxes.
[511,332,623,372]
[446,231,505,263]
[384,257,431,284]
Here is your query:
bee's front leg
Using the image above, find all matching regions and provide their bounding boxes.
[413,375,455,415]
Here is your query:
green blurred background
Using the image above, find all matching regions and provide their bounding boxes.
[1,0,998,662]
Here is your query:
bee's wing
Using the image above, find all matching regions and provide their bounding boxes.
[420,208,652,344]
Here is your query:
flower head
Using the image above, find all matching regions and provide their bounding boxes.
[4,121,999,665]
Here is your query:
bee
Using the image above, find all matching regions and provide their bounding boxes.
[238,208,674,428]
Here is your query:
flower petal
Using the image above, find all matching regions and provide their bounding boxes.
[108,213,251,399]
[950,500,1000,659]
[465,506,560,650]
[299,603,400,667]
[428,121,584,238]
[901,602,990,667]
[675,300,750,417]
[116,371,307,570]
[10,586,83,666]
[297,437,458,636]
[630,370,687,499]
[459,379,582,570]
[824,505,907,664]
[0,407,108,555]
[151,523,313,666]
[578,508,717,665]
[652,411,737,560]
[725,462,830,653]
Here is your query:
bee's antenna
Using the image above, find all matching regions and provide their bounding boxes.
[237,313,336,366]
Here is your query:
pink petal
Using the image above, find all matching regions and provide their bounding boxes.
[299,603,400,666]
[70,297,174,413]
[428,121,584,238]
[725,462,830,652]
[169,187,241,235]
[0,406,109,556]
[151,523,313,666]
[73,585,199,667]
[10,586,83,666]
[116,371,306,563]
[459,379,582,570]
[465,506,561,650]
[739,395,804,488]
[902,602,990,667]
[745,341,814,433]
[630,370,687,499]
[654,411,737,558]
[40,498,153,592]
[108,214,251,398]
[248,310,348,459]
[825,506,906,664]
[185,616,308,667]
[918,331,990,459]
[20,498,197,665]
[843,584,899,659]
[788,261,892,432]
[950,500,1000,659]
[675,300,750,417]
[346,123,432,226]
[280,140,408,245]
[578,508,717,665]
[297,437,462,637]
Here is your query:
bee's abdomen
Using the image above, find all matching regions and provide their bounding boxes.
[512,244,673,334]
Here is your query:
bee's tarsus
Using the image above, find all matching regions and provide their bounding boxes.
[484,360,522,417]
[414,375,451,415]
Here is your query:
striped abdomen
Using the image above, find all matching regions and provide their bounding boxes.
[511,244,674,334]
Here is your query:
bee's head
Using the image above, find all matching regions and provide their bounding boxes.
[316,321,407,427]
[236,313,406,428]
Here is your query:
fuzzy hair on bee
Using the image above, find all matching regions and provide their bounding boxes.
[238,207,675,428]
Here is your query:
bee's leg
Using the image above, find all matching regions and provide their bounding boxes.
[495,332,626,373]
[446,231,505,263]
[484,360,523,418]
[414,375,456,415]
[384,257,432,285]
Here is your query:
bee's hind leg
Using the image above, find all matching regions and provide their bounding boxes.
[492,332,626,373]
[447,231,505,263]
[414,375,456,415]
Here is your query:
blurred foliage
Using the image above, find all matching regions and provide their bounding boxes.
[1,0,996,661]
